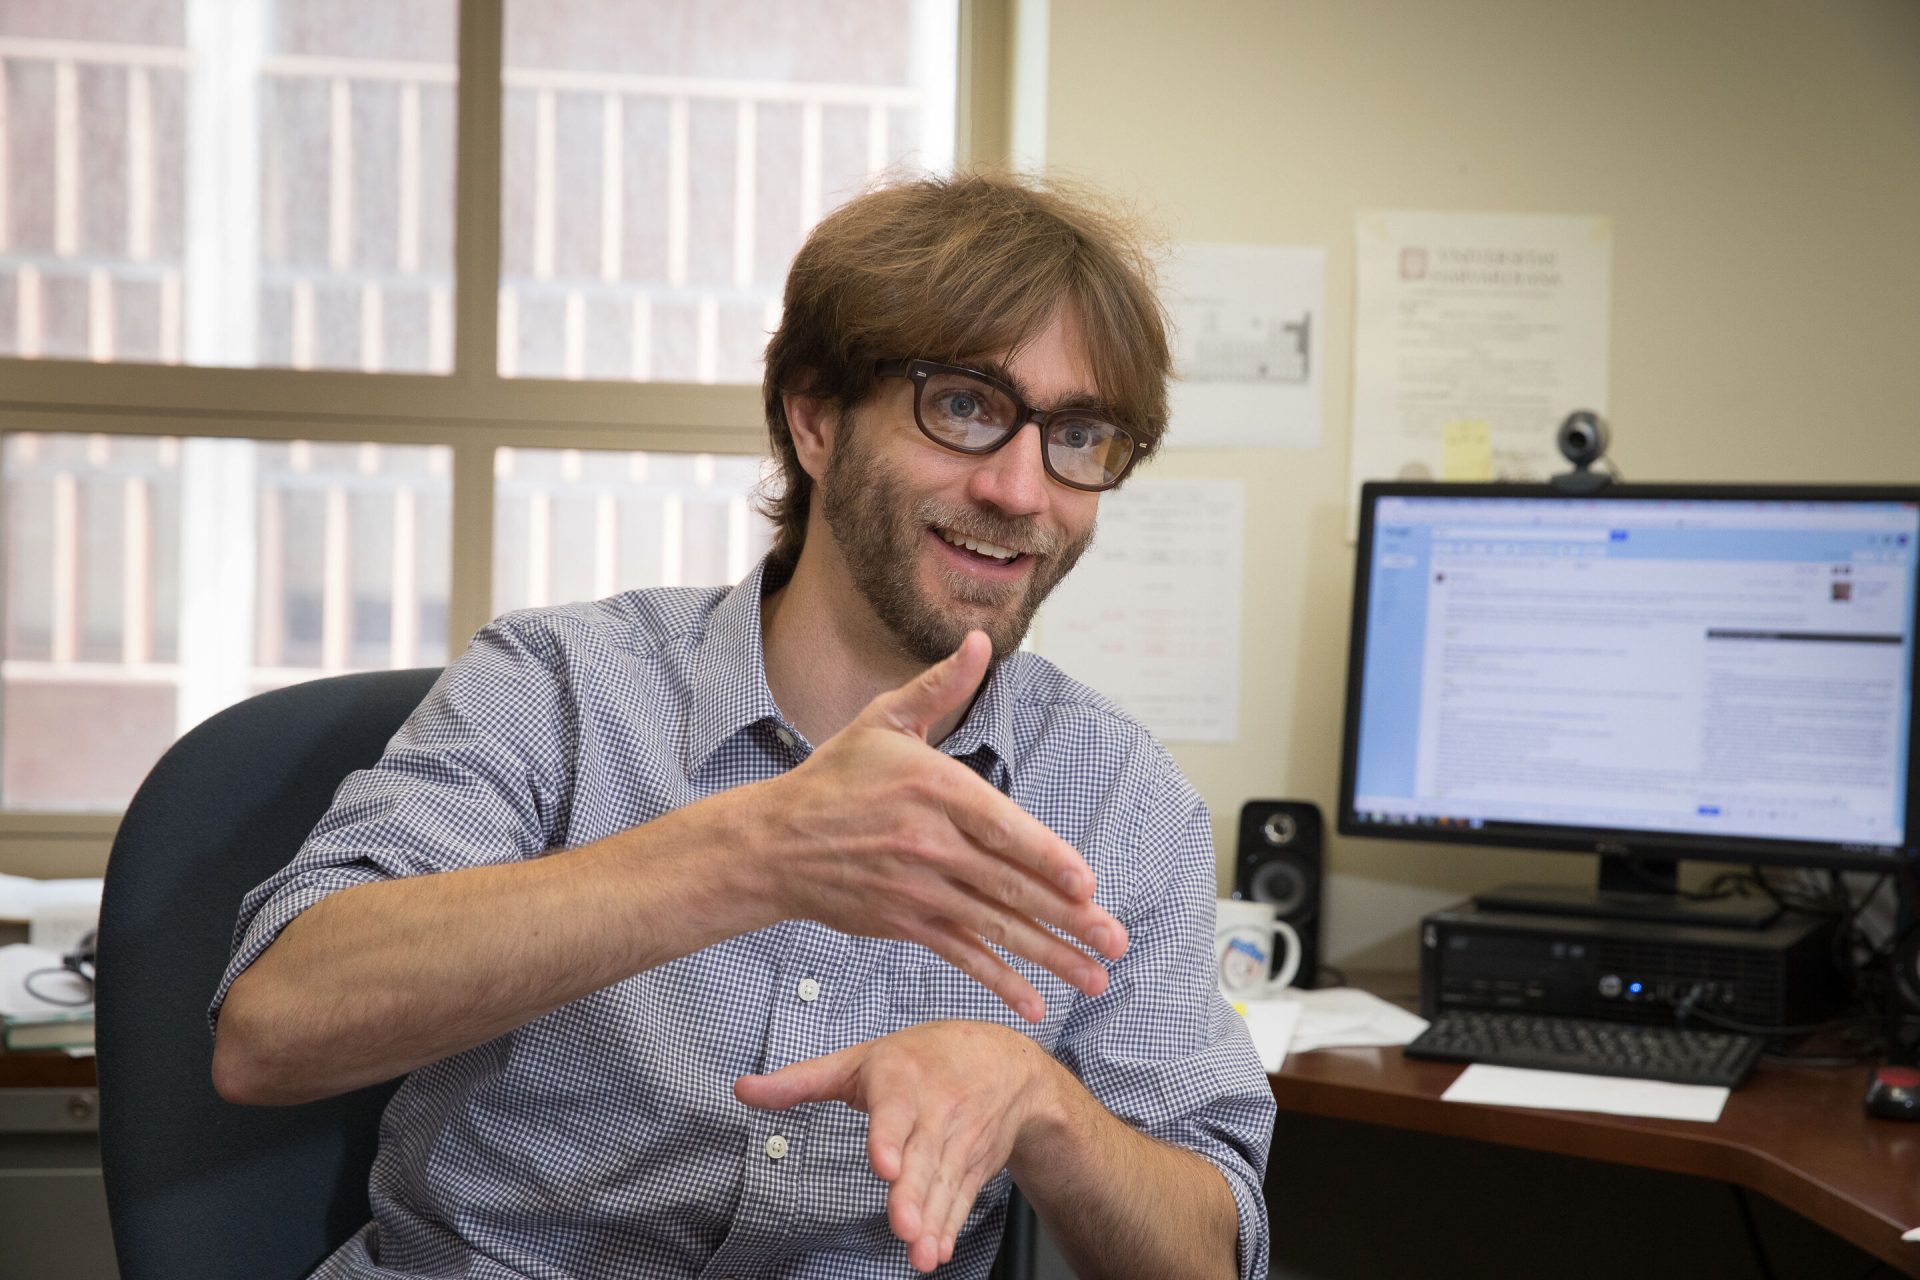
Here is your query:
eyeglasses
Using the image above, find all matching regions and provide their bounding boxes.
[874,358,1138,492]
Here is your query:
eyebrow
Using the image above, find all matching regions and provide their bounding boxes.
[965,358,1115,419]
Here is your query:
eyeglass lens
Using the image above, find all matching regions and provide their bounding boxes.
[916,368,1133,489]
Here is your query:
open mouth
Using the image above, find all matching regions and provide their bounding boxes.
[930,525,1030,574]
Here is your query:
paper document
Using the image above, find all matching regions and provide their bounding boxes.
[1282,986,1430,1052]
[1163,243,1326,449]
[1442,1064,1728,1123]
[1034,478,1244,742]
[1350,209,1612,522]
[1236,999,1304,1072]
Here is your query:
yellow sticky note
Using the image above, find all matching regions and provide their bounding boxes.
[1441,420,1492,480]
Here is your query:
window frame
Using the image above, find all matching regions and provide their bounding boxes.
[0,0,1013,871]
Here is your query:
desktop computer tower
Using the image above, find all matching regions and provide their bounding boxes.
[1419,902,1845,1030]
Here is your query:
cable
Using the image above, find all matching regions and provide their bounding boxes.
[1730,1185,1779,1280]
[1615,854,1763,903]
[21,966,91,1007]
[1675,992,1875,1040]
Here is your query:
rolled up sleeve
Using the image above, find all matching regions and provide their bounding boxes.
[207,615,576,1033]
[1052,763,1276,1280]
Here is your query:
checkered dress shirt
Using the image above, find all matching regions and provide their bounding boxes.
[212,558,1275,1279]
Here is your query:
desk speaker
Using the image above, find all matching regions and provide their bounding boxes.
[1233,800,1322,989]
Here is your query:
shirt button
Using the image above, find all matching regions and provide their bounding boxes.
[764,1134,789,1161]
[774,725,797,749]
[796,978,821,1003]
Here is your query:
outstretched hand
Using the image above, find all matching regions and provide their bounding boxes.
[763,630,1127,1022]
[736,1021,1053,1273]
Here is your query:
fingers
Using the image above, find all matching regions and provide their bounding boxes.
[921,905,1105,1028]
[867,1096,914,1184]
[923,920,1049,1024]
[937,1161,992,1266]
[937,762,1105,909]
[885,1101,994,1273]
[869,630,992,742]
[891,1115,946,1272]
[931,772,1131,965]
[733,1045,864,1112]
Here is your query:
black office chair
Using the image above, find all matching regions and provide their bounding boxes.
[94,664,1043,1280]
[96,667,441,1280]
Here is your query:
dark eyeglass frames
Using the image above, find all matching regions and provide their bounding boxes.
[874,358,1138,492]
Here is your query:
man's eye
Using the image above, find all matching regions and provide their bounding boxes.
[1061,424,1093,450]
[939,391,983,419]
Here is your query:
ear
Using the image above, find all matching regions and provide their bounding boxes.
[782,391,838,484]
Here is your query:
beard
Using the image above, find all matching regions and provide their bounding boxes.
[820,426,1094,665]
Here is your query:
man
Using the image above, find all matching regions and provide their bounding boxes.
[212,172,1275,1279]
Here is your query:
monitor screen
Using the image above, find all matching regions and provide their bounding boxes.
[1339,483,1920,872]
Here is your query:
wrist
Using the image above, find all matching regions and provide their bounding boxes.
[1006,1037,1085,1181]
[690,775,792,935]
[604,780,782,947]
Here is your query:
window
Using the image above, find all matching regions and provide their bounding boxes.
[0,0,460,371]
[2,432,452,809]
[492,448,771,615]
[0,1,995,845]
[497,0,957,383]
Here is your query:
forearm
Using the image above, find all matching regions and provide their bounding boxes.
[213,786,769,1106]
[1009,1058,1241,1280]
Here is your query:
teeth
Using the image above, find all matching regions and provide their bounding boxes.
[937,527,1017,561]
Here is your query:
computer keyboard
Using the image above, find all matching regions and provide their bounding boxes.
[1405,1009,1765,1088]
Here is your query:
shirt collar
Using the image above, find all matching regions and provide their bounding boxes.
[685,558,786,776]
[686,555,1021,786]
[939,650,1021,787]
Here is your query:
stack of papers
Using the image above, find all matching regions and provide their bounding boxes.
[1237,987,1431,1072]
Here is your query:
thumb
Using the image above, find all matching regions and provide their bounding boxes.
[868,630,991,740]
[735,1045,867,1113]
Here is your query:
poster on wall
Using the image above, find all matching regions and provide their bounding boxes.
[1033,477,1244,743]
[1163,243,1326,450]
[1349,210,1612,517]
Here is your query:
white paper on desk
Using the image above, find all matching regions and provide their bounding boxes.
[1237,999,1303,1072]
[1442,1064,1728,1123]
[1284,986,1429,1051]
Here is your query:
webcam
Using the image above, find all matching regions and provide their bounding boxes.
[1557,410,1609,467]
[1550,410,1613,493]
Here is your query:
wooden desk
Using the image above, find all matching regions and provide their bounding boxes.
[1271,976,1920,1277]
[0,1044,96,1090]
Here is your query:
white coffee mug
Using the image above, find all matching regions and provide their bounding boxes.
[1214,897,1301,1001]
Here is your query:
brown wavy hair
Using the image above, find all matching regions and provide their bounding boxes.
[758,170,1172,574]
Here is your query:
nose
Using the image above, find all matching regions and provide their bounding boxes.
[964,420,1050,518]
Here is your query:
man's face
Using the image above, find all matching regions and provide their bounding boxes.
[819,306,1104,664]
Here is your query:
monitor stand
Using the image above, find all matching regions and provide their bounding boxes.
[1473,854,1781,929]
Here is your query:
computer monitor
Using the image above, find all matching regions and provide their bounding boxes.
[1338,482,1920,927]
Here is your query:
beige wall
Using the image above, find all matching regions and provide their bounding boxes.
[1037,0,1920,966]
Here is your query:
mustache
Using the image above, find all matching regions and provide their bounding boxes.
[914,500,1065,557]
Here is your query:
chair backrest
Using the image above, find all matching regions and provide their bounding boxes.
[96,667,441,1280]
